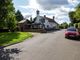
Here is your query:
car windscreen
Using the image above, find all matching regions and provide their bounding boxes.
[67,28,76,31]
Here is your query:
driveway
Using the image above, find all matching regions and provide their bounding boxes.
[5,29,80,60]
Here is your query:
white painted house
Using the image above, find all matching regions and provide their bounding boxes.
[18,10,59,32]
[33,10,58,30]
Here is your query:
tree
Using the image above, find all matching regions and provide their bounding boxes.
[0,0,8,28]
[69,11,75,23]
[74,4,80,22]
[6,12,17,31]
[74,23,78,28]
[62,22,68,29]
[69,3,80,24]
[76,3,80,10]
[69,23,74,27]
[15,10,24,21]
[0,0,17,31]
[59,24,64,29]
[59,22,68,29]
[78,23,80,28]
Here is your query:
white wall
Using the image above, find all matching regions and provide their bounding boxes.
[35,16,41,24]
[44,19,50,28]
[44,19,57,29]
[34,16,57,29]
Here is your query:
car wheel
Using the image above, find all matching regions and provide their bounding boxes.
[65,36,68,38]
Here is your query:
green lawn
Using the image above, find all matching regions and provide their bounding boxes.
[0,32,32,46]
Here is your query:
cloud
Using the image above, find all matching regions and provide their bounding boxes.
[36,0,69,10]
[17,0,80,24]
[55,15,71,24]
[60,6,75,13]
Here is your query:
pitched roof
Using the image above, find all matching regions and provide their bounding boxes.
[33,16,58,24]
[44,17,58,24]
[44,17,53,22]
[18,20,26,23]
[18,19,32,24]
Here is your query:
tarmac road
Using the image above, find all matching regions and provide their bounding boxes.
[6,29,80,60]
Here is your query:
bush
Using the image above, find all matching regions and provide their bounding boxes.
[74,23,78,28]
[78,23,80,28]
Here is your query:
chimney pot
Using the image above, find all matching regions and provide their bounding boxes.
[44,15,46,17]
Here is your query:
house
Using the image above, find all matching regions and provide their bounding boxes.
[18,19,32,31]
[32,10,58,30]
[18,10,58,32]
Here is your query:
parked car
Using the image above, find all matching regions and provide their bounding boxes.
[78,28,80,35]
[65,27,80,38]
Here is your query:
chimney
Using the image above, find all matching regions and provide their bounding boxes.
[44,15,46,18]
[53,16,55,20]
[36,10,40,16]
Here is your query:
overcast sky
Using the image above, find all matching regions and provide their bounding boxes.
[13,0,80,24]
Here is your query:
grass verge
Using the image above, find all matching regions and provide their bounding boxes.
[0,32,32,46]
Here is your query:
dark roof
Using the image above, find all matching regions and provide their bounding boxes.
[18,19,32,24]
[44,17,58,24]
[33,16,58,24]
[44,17,53,22]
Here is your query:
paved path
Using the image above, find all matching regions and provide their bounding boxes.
[5,30,80,60]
